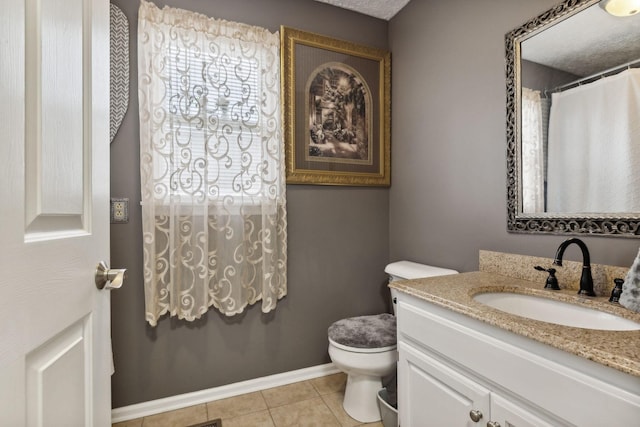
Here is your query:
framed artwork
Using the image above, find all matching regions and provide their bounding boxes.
[281,26,391,186]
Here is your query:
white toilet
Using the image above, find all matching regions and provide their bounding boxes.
[327,261,458,423]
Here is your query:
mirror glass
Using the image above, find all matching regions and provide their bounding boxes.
[506,0,640,236]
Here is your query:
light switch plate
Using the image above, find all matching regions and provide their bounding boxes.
[111,198,129,223]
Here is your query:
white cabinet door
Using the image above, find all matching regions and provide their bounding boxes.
[0,0,112,425]
[398,342,491,427]
[489,394,560,427]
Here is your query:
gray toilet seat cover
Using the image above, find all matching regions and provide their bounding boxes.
[328,313,396,349]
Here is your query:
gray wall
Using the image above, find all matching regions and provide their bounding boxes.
[110,0,390,408]
[521,59,579,93]
[388,0,640,273]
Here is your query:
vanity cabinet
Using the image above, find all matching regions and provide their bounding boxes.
[399,342,554,427]
[395,292,640,427]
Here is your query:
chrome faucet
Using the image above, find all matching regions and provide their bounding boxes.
[552,238,595,296]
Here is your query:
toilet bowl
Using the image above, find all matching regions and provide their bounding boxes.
[328,261,458,423]
[328,340,397,422]
[328,314,398,422]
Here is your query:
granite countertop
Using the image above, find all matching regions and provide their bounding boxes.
[390,271,640,377]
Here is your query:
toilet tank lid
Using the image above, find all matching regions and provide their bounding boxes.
[385,260,458,280]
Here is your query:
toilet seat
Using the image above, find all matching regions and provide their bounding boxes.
[328,313,397,350]
[329,337,396,353]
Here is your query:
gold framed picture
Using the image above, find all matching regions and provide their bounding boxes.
[281,26,391,186]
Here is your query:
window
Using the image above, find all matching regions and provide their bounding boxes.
[163,46,266,203]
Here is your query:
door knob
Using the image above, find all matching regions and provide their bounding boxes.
[95,261,127,290]
[469,409,483,422]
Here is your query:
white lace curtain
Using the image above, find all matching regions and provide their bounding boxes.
[137,0,287,326]
[521,87,545,213]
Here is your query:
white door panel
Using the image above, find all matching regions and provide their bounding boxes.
[0,0,112,425]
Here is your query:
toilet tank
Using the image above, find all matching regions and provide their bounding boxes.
[385,261,458,314]
[385,260,458,282]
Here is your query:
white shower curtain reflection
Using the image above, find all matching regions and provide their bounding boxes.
[547,69,640,213]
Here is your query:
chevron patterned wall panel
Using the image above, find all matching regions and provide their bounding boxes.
[110,3,129,143]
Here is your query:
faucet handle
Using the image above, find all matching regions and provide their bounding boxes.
[609,278,624,303]
[534,265,561,290]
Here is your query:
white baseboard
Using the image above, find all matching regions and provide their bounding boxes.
[111,363,339,423]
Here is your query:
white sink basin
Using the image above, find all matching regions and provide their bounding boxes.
[473,292,640,331]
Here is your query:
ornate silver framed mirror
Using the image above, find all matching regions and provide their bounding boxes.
[506,0,640,237]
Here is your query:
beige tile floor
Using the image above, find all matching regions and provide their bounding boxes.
[112,373,385,427]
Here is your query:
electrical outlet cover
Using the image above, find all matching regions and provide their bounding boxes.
[111,198,129,223]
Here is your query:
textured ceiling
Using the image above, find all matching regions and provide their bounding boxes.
[314,0,411,20]
[315,1,639,77]
[522,2,640,77]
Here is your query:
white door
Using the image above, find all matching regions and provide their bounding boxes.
[0,0,112,425]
